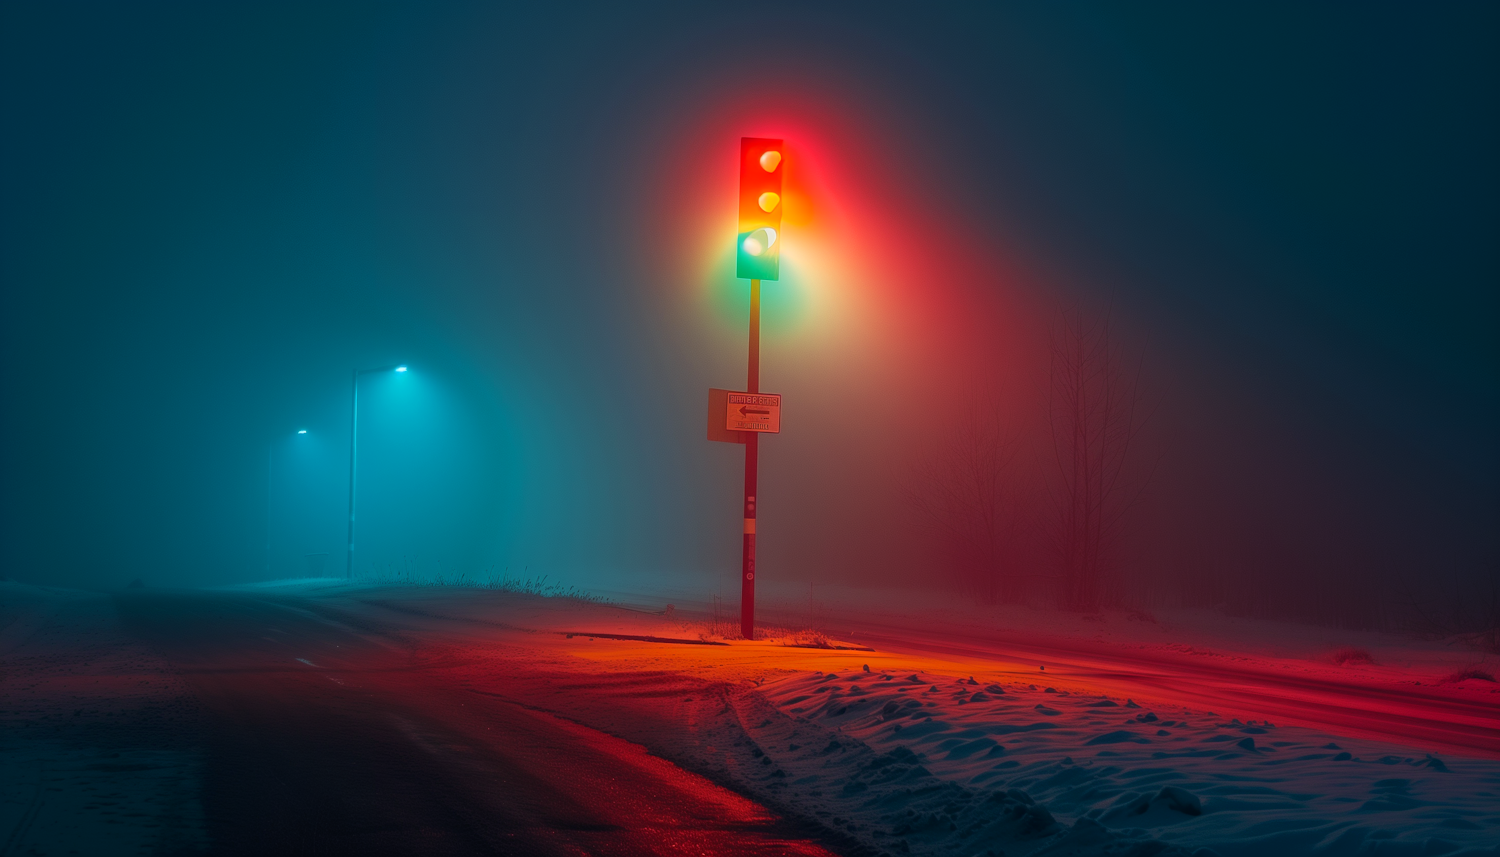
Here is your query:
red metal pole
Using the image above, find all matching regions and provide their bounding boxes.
[742,279,760,640]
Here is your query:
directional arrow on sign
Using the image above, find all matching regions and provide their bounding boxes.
[721,390,781,434]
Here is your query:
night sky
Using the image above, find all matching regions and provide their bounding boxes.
[2,4,1495,623]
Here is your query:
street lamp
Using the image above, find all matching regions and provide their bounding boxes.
[346,364,407,578]
[266,428,310,578]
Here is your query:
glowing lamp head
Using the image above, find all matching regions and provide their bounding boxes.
[394,366,408,372]
[297,429,307,434]
[737,138,784,280]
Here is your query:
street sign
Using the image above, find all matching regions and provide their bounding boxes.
[706,388,747,444]
[726,392,781,433]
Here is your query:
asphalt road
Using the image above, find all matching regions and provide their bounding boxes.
[117,590,840,857]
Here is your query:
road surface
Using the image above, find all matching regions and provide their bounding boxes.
[117,590,842,857]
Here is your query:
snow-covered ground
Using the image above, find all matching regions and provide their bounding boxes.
[274,580,1500,856]
[3,577,1496,856]
[751,667,1497,856]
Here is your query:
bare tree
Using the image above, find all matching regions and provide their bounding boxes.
[1397,564,1500,654]
[1045,303,1148,612]
[910,400,1025,605]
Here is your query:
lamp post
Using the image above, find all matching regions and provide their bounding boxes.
[346,365,407,578]
[266,429,309,578]
[741,279,761,639]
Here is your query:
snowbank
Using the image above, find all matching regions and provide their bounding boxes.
[757,667,1499,856]
[308,584,1500,856]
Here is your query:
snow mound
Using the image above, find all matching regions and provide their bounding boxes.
[758,669,1500,856]
[721,681,1191,856]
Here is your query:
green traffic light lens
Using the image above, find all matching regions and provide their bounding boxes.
[742,227,777,257]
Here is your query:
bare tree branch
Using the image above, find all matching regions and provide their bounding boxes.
[1044,302,1150,611]
[908,396,1027,605]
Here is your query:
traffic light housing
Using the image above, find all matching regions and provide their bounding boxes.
[737,137,783,281]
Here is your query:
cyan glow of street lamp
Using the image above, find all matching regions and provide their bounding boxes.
[346,360,410,579]
[297,429,307,434]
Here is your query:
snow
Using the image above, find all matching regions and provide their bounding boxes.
[3,577,1497,856]
[300,582,1500,856]
[754,667,1500,856]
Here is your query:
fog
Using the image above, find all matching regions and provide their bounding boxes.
[2,4,1495,634]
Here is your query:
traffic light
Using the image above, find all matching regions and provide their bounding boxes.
[737,137,783,281]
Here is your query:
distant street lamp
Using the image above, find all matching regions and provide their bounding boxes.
[346,364,408,578]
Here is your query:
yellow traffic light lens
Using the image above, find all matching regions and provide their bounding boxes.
[743,227,777,256]
[757,191,780,212]
[759,150,781,172]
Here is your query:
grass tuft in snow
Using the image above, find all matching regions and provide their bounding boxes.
[682,594,833,644]
[1329,646,1374,665]
[362,563,611,604]
[1442,667,1496,683]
